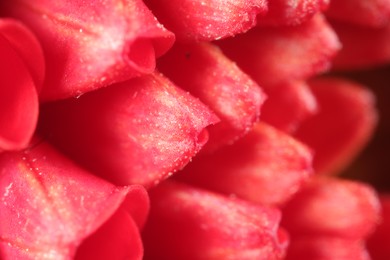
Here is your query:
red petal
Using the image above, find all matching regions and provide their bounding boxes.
[326,0,390,28]
[218,14,341,88]
[286,237,370,260]
[142,181,288,260]
[39,72,218,188]
[367,195,390,260]
[0,0,175,101]
[258,0,330,26]
[144,0,267,42]
[295,77,378,175]
[178,122,313,206]
[0,18,45,92]
[331,20,390,70]
[75,208,143,260]
[0,34,38,151]
[0,140,147,258]
[158,42,265,152]
[260,80,318,133]
[282,177,381,239]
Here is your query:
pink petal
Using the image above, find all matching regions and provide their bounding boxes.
[0,140,148,259]
[260,80,318,133]
[331,20,390,70]
[177,122,313,206]
[0,18,45,92]
[0,34,38,151]
[142,181,288,260]
[75,208,143,260]
[286,237,370,260]
[326,0,390,28]
[282,177,381,239]
[0,0,175,101]
[158,42,265,152]
[39,72,218,188]
[295,77,378,175]
[218,14,341,88]
[258,0,330,26]
[144,0,267,42]
[367,195,390,260]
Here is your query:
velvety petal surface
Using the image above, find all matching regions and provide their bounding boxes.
[0,0,175,101]
[158,42,265,152]
[144,0,267,41]
[295,77,378,175]
[0,140,148,259]
[0,31,38,151]
[219,14,341,88]
[39,72,218,188]
[258,0,330,26]
[260,80,318,133]
[178,122,313,206]
[142,181,288,260]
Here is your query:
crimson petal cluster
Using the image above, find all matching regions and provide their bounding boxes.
[0,0,389,259]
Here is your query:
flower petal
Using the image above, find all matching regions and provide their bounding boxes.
[144,0,267,41]
[218,14,341,87]
[178,122,313,206]
[0,140,147,259]
[0,34,38,151]
[158,42,265,152]
[258,0,330,26]
[0,18,45,92]
[282,177,381,239]
[295,77,378,175]
[260,80,318,133]
[39,72,219,188]
[326,0,390,28]
[367,195,390,260]
[331,20,390,70]
[0,0,175,101]
[286,237,370,260]
[142,181,288,260]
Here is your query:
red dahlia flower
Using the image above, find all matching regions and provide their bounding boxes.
[1,0,389,259]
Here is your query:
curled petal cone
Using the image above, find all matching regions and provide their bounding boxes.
[142,181,288,260]
[39,72,219,188]
[178,122,313,206]
[295,77,378,175]
[0,0,175,101]
[144,0,267,42]
[282,177,381,239]
[0,34,38,151]
[258,0,330,26]
[331,20,390,70]
[158,42,265,152]
[0,140,148,259]
[326,0,390,28]
[218,14,341,87]
[260,80,318,133]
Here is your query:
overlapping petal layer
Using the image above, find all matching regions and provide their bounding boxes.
[39,72,218,188]
[0,140,148,259]
[158,42,265,151]
[142,181,288,260]
[0,0,175,101]
[144,0,267,41]
[178,122,313,206]
[0,19,42,151]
